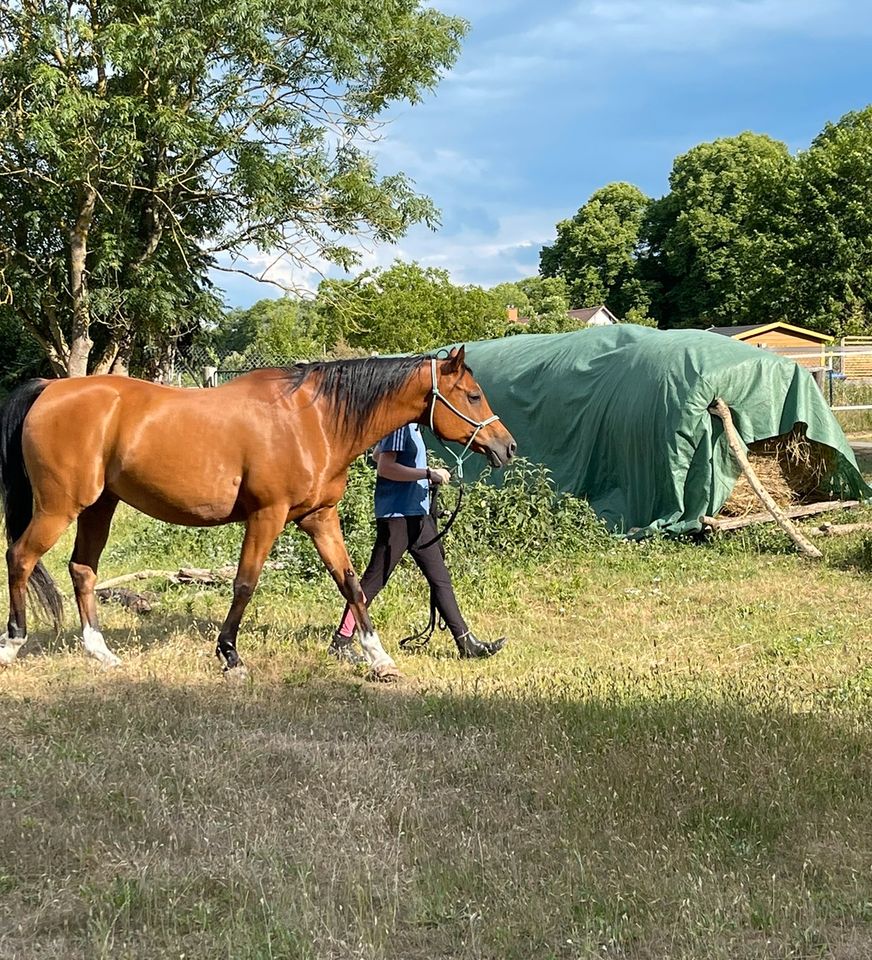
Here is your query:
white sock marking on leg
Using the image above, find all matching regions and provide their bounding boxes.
[83,626,122,667]
[357,629,396,670]
[0,632,26,666]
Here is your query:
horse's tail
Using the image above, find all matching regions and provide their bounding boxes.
[0,380,64,630]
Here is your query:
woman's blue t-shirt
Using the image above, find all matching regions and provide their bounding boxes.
[374,424,430,518]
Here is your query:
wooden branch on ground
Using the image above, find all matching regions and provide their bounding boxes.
[808,522,872,537]
[701,500,860,533]
[95,565,237,591]
[94,570,175,590]
[708,398,823,558]
[94,563,284,592]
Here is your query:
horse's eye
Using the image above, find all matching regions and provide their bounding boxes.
[468,392,481,403]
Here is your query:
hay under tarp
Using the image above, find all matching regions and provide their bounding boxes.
[718,425,837,518]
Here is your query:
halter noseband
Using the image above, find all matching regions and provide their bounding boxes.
[427,357,499,479]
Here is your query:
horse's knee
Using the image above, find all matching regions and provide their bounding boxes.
[69,560,96,594]
[233,580,255,603]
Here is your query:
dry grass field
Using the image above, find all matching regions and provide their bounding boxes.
[2,472,872,959]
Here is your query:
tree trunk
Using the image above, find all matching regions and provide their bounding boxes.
[111,337,133,376]
[91,339,120,376]
[67,184,97,377]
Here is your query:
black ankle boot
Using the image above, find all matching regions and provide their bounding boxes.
[328,633,367,665]
[455,631,507,659]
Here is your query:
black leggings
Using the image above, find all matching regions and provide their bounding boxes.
[338,515,468,639]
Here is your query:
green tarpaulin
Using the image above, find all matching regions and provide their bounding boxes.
[435,325,871,536]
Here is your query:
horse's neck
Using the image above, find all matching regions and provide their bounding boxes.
[348,369,431,457]
[357,398,428,454]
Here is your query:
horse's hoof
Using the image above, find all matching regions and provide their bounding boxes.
[99,653,123,669]
[224,664,250,683]
[369,663,402,683]
[0,634,22,667]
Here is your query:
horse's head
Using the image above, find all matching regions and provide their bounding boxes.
[426,347,516,468]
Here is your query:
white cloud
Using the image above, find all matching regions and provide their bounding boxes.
[371,137,493,186]
[533,0,841,53]
[212,207,560,304]
[340,209,560,287]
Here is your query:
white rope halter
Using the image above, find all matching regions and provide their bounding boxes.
[427,357,499,479]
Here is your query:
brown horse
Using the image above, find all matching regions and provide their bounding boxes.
[0,347,515,680]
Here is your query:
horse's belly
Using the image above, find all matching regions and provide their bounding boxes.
[109,473,242,527]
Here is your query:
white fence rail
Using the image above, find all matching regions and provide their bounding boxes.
[770,346,872,414]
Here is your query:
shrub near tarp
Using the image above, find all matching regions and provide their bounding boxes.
[434,325,872,536]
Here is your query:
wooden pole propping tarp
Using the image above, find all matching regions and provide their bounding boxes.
[708,398,823,559]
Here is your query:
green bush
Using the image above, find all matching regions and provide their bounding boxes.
[104,458,610,584]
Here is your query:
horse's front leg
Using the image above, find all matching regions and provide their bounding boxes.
[216,506,287,679]
[298,506,401,682]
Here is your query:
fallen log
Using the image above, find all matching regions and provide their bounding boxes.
[94,569,174,590]
[95,563,280,592]
[701,499,860,533]
[175,565,237,584]
[95,587,153,613]
[808,522,872,537]
[708,398,822,558]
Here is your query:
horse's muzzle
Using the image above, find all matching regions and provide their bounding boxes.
[483,435,517,468]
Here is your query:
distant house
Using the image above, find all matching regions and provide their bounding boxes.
[566,305,620,327]
[705,322,831,367]
[506,303,620,327]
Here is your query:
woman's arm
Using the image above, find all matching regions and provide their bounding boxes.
[377,451,450,485]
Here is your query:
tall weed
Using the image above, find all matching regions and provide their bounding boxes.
[106,458,610,583]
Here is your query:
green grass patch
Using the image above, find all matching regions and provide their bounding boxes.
[2,467,872,957]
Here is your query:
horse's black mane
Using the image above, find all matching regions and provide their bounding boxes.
[283,354,430,441]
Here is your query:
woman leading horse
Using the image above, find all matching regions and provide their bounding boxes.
[0,347,515,681]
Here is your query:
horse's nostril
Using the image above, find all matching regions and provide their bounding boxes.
[508,440,517,459]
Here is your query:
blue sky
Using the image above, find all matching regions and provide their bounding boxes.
[218,0,872,307]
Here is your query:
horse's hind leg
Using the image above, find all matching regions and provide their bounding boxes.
[1,512,72,665]
[69,494,121,667]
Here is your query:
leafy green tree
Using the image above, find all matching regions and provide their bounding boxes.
[787,106,872,335]
[642,133,796,328]
[540,182,653,322]
[489,281,533,323]
[0,315,50,397]
[207,297,340,361]
[317,261,505,353]
[0,1,465,376]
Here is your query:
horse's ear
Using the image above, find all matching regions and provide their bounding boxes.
[443,345,466,373]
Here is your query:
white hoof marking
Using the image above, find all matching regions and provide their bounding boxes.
[0,633,26,666]
[83,626,122,667]
[224,664,250,683]
[357,629,397,671]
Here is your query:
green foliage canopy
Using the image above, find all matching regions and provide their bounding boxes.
[317,261,506,354]
[789,106,872,336]
[541,110,872,336]
[643,133,796,329]
[0,0,465,377]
